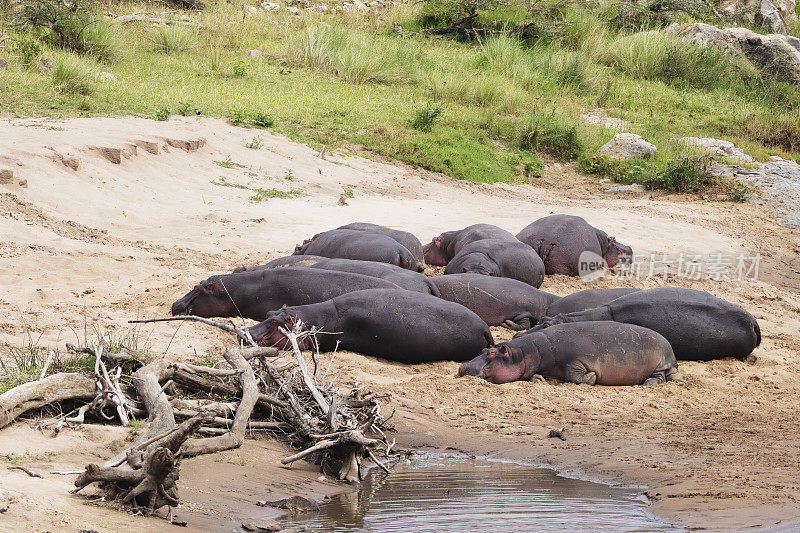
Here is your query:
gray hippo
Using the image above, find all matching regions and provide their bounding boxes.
[423,224,518,266]
[525,287,761,362]
[516,215,632,276]
[545,287,642,316]
[338,222,425,266]
[293,229,423,271]
[171,267,400,321]
[248,288,494,363]
[429,274,559,330]
[234,256,436,294]
[444,238,545,288]
[459,321,680,386]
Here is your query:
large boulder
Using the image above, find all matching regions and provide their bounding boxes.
[679,137,755,163]
[681,23,800,83]
[720,0,796,34]
[593,133,657,161]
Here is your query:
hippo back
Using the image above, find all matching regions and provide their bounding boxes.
[338,223,425,265]
[445,238,545,288]
[516,215,605,276]
[294,229,423,271]
[546,287,642,316]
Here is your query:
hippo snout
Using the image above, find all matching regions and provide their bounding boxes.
[171,301,187,315]
[458,356,487,378]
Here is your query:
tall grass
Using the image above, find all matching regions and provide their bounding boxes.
[51,52,95,95]
[152,25,196,54]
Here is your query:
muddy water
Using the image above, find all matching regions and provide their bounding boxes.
[284,454,684,532]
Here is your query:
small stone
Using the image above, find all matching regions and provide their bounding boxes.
[0,169,13,184]
[241,520,281,532]
[18,179,28,188]
[247,49,262,57]
[604,183,646,194]
[287,6,300,13]
[261,1,280,10]
[338,195,348,205]
[0,58,8,69]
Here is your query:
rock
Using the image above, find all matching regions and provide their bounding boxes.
[98,71,117,82]
[581,113,632,132]
[664,22,681,37]
[287,6,300,13]
[680,23,800,83]
[679,136,755,163]
[594,133,657,161]
[0,169,13,184]
[604,183,646,194]
[256,496,320,514]
[757,0,796,34]
[244,5,259,15]
[247,49,262,57]
[261,1,281,10]
[241,520,282,532]
[0,58,7,69]
[18,179,28,188]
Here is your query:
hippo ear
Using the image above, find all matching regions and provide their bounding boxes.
[607,236,616,246]
[281,304,287,309]
[435,235,443,248]
[200,279,225,295]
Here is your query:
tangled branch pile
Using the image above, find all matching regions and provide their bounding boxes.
[0,323,394,519]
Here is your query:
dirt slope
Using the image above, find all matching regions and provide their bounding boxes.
[1,115,800,531]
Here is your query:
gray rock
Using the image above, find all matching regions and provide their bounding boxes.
[681,23,800,83]
[604,183,647,194]
[241,520,281,532]
[594,133,657,161]
[679,136,755,163]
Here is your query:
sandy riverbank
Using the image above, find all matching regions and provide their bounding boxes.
[1,115,799,531]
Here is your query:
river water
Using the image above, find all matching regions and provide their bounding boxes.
[283,454,684,532]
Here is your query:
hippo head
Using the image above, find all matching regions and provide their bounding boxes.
[171,277,235,317]
[602,236,633,268]
[458,344,531,384]
[292,238,313,255]
[423,235,448,267]
[248,309,311,351]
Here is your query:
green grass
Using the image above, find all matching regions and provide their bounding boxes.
[0,0,798,189]
[249,188,303,201]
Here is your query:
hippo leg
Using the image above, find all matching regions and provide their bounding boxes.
[528,374,546,383]
[502,318,526,331]
[643,370,666,387]
[564,361,596,385]
[666,366,683,382]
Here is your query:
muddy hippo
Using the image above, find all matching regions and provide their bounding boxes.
[459,321,680,386]
[423,224,518,266]
[293,229,423,272]
[444,239,546,288]
[545,288,642,316]
[337,222,425,265]
[524,287,761,362]
[248,289,494,363]
[171,267,400,321]
[516,215,632,276]
[429,274,559,330]
[235,257,436,294]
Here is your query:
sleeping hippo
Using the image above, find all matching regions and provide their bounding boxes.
[337,222,425,266]
[293,229,423,272]
[423,224,518,266]
[545,287,642,316]
[524,287,761,362]
[516,215,632,276]
[248,288,494,363]
[234,257,436,294]
[444,239,545,288]
[459,321,680,386]
[171,267,400,321]
[429,274,559,330]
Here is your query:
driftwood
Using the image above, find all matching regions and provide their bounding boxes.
[0,319,393,519]
[112,14,199,26]
[0,373,95,429]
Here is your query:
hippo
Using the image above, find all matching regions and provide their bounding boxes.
[171,267,400,321]
[429,274,559,330]
[545,287,642,316]
[293,229,423,272]
[423,224,518,266]
[444,238,546,288]
[459,321,680,386]
[248,289,494,363]
[523,287,761,362]
[516,215,633,276]
[337,222,425,266]
[234,257,436,294]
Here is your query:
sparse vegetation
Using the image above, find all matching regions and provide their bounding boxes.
[412,103,442,132]
[214,157,246,169]
[342,185,355,198]
[249,188,303,201]
[250,112,275,128]
[246,136,263,149]
[150,106,171,121]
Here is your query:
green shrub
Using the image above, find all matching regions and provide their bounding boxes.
[518,112,583,161]
[729,182,749,202]
[19,0,105,56]
[232,59,247,77]
[79,20,116,62]
[12,33,43,67]
[176,102,193,116]
[250,112,275,128]
[738,116,800,153]
[150,106,171,121]
[229,109,247,126]
[152,25,194,54]
[412,103,443,131]
[51,53,94,95]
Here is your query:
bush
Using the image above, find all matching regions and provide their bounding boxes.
[582,153,713,192]
[51,53,94,95]
[150,106,171,121]
[176,102,193,116]
[19,0,114,59]
[518,112,583,160]
[229,109,247,126]
[606,0,714,32]
[232,59,247,77]
[152,25,194,54]
[738,116,800,153]
[412,103,442,131]
[250,112,275,128]
[12,33,43,67]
